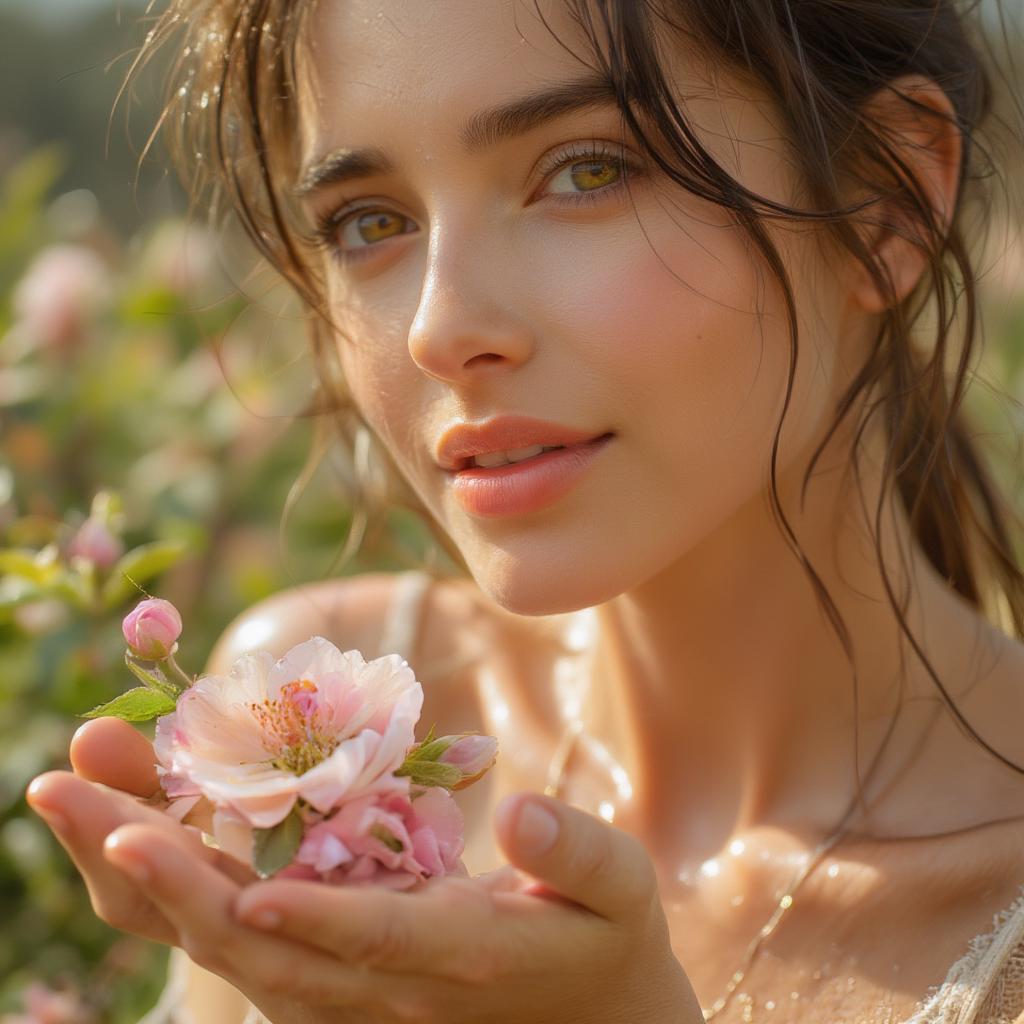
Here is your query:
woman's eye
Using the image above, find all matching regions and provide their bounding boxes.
[315,208,415,262]
[313,144,637,263]
[542,150,629,203]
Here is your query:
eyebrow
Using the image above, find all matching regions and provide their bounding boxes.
[292,70,622,199]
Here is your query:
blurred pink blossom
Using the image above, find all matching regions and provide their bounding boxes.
[0,981,94,1024]
[122,598,183,660]
[66,516,123,570]
[153,638,423,839]
[12,245,111,351]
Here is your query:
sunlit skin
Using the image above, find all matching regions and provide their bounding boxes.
[24,1,1024,1022]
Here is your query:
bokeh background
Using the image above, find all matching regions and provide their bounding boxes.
[0,1,1021,1021]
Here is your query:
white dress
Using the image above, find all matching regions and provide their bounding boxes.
[141,570,1024,1024]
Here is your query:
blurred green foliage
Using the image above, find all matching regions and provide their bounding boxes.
[0,146,438,1021]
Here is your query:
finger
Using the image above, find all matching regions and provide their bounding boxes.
[494,792,659,922]
[105,824,401,1009]
[234,873,500,981]
[69,718,160,797]
[27,771,180,943]
[25,772,252,944]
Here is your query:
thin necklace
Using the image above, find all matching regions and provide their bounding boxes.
[541,607,865,1022]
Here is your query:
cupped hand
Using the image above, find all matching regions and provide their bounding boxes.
[97,791,702,1023]
[25,717,254,946]
[28,718,702,1023]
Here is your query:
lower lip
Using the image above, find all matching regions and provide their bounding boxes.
[448,434,614,518]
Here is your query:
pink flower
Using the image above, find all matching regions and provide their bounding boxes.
[12,245,110,352]
[122,598,183,660]
[0,982,93,1024]
[284,786,467,889]
[67,516,123,570]
[438,733,498,790]
[154,637,423,834]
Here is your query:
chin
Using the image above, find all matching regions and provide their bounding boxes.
[458,546,630,618]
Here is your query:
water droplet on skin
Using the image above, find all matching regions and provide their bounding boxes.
[827,863,840,878]
[765,1000,776,1011]
[790,991,800,1001]
[701,858,721,878]
[729,839,746,856]
[731,894,745,907]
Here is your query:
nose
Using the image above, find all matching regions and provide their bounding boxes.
[407,229,536,384]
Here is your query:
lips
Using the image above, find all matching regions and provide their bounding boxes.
[436,416,613,472]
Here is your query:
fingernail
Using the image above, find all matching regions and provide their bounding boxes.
[517,799,559,855]
[111,855,151,884]
[243,907,283,930]
[104,834,151,883]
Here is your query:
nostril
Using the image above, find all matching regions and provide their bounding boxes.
[465,352,504,368]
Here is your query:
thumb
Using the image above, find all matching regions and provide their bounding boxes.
[494,792,658,922]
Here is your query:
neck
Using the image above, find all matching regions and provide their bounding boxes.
[584,421,996,864]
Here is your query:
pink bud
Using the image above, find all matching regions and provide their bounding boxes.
[439,734,498,790]
[122,598,182,660]
[22,981,93,1024]
[67,517,123,570]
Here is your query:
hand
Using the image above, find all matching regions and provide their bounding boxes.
[28,719,703,1023]
[25,718,254,946]
[108,799,700,1023]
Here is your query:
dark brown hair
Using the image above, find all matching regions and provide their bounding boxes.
[131,0,1024,778]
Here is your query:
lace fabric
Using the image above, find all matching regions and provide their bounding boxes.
[901,885,1024,1024]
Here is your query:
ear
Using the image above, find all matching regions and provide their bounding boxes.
[847,75,964,313]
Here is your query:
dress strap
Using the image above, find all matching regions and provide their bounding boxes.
[377,570,434,663]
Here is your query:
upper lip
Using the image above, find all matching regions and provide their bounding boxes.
[436,416,612,471]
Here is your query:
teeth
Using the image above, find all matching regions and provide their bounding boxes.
[471,445,562,469]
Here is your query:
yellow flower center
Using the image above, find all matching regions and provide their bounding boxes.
[249,679,339,775]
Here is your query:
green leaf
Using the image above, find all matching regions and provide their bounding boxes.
[101,539,191,609]
[403,727,453,765]
[124,653,184,700]
[81,687,177,722]
[252,809,304,879]
[393,761,462,789]
[0,548,60,585]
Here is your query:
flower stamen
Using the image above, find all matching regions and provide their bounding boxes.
[249,679,338,775]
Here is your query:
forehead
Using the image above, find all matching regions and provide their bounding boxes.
[296,0,618,162]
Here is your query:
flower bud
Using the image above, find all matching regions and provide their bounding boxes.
[438,734,498,790]
[67,516,123,570]
[122,598,182,660]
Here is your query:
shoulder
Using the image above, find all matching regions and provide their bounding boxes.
[204,570,491,726]
[206,571,468,663]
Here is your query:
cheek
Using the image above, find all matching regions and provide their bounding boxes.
[553,206,818,504]
[329,287,425,457]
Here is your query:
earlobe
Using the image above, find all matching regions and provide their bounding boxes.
[848,75,964,314]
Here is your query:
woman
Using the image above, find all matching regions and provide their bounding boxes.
[25,0,1024,1021]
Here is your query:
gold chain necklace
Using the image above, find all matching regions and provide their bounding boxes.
[540,607,864,1022]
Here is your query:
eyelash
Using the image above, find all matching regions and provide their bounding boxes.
[311,141,641,264]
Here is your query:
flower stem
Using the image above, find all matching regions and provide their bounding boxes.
[165,653,194,694]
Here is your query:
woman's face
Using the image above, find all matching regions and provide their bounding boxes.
[295,0,864,614]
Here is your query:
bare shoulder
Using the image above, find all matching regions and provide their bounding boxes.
[204,571,492,728]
